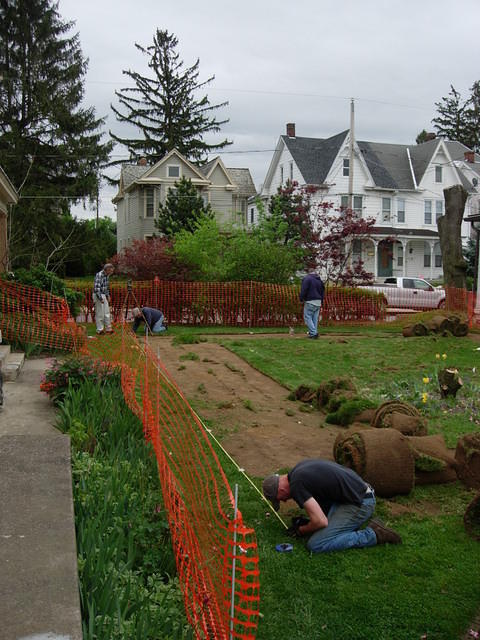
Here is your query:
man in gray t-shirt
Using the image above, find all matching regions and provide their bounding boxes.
[263,459,402,553]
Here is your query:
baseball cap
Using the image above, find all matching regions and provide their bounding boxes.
[262,474,280,511]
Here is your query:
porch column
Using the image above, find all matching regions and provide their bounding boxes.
[400,240,407,277]
[373,240,378,280]
[428,240,435,280]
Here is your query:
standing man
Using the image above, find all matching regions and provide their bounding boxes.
[263,459,402,553]
[93,263,114,335]
[299,270,324,339]
[131,307,167,334]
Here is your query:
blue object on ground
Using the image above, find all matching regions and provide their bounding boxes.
[275,543,293,552]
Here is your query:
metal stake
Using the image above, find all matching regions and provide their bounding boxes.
[229,483,239,640]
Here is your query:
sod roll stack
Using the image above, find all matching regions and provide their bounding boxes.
[407,434,458,485]
[333,428,415,497]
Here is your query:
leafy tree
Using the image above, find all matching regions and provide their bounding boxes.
[259,181,320,270]
[111,237,188,281]
[64,217,117,277]
[173,218,298,283]
[110,29,231,166]
[463,237,477,290]
[0,0,112,269]
[155,177,213,236]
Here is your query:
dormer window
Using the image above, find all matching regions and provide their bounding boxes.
[343,159,350,177]
[435,166,442,183]
[167,165,180,178]
[473,177,478,187]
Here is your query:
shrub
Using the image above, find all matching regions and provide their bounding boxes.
[40,355,121,405]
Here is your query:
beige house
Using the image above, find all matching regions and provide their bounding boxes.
[0,166,18,272]
[113,149,256,251]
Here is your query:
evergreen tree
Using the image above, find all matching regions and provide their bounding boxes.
[110,29,231,166]
[155,176,213,236]
[464,81,480,152]
[0,0,112,268]
[432,85,473,147]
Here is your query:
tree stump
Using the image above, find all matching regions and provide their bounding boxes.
[438,367,463,398]
[402,323,428,337]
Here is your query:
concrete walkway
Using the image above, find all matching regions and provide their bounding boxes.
[0,358,82,640]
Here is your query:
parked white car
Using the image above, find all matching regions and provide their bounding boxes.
[360,277,446,310]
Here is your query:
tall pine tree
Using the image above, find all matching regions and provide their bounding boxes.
[0,0,112,269]
[110,29,231,166]
[431,83,480,150]
[155,177,213,236]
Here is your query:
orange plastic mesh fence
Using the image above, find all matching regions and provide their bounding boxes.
[0,280,86,351]
[70,279,387,325]
[84,326,260,639]
[70,279,476,326]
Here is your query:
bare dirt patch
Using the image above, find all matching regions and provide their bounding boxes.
[153,335,340,477]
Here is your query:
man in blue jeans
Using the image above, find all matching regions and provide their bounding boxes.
[263,459,402,553]
[132,307,167,334]
[299,270,325,339]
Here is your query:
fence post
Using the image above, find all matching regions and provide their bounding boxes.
[248,281,253,328]
[229,483,239,640]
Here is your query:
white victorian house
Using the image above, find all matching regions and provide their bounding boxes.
[113,149,256,252]
[252,123,480,280]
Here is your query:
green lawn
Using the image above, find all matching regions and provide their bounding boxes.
[210,330,480,640]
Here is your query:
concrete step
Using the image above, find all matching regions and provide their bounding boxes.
[0,346,26,381]
[0,344,10,367]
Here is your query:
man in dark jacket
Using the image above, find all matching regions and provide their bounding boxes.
[131,307,167,334]
[263,459,402,553]
[299,271,325,338]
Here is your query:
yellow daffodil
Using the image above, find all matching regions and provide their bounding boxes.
[435,353,440,359]
[422,377,430,384]
[422,392,428,403]
[442,353,447,360]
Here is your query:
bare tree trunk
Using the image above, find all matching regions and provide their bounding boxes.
[437,185,468,288]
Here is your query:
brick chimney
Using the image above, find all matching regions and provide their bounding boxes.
[286,123,296,138]
[137,157,147,166]
[464,151,475,163]
[425,132,436,141]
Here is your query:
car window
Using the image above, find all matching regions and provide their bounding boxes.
[413,279,431,290]
[403,279,414,289]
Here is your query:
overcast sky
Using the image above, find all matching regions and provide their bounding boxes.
[58,0,480,221]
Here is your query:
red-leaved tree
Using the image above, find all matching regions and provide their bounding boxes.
[262,183,375,284]
[316,202,376,286]
[110,238,190,280]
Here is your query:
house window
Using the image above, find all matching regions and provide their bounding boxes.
[424,246,431,267]
[397,198,405,223]
[145,187,155,217]
[144,234,154,242]
[280,165,284,184]
[250,208,254,224]
[167,165,180,178]
[435,200,444,221]
[343,159,349,177]
[340,195,362,213]
[352,239,362,264]
[424,200,432,224]
[382,197,391,221]
[434,243,442,267]
[290,161,294,181]
[435,166,442,182]
[397,245,403,267]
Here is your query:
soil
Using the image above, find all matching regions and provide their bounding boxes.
[152,333,339,478]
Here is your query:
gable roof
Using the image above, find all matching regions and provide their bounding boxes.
[226,168,257,198]
[357,141,414,190]
[282,130,348,185]
[0,165,18,204]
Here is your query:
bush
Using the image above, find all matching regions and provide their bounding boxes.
[4,265,82,315]
[40,355,121,405]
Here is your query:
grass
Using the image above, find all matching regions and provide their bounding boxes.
[222,332,480,447]
[201,328,480,638]
[209,439,480,640]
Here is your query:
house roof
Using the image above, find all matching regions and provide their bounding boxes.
[0,165,18,204]
[358,141,414,190]
[283,131,479,194]
[370,226,439,238]
[281,130,349,185]
[121,164,148,190]
[226,168,257,198]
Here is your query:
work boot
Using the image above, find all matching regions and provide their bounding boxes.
[370,518,402,545]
